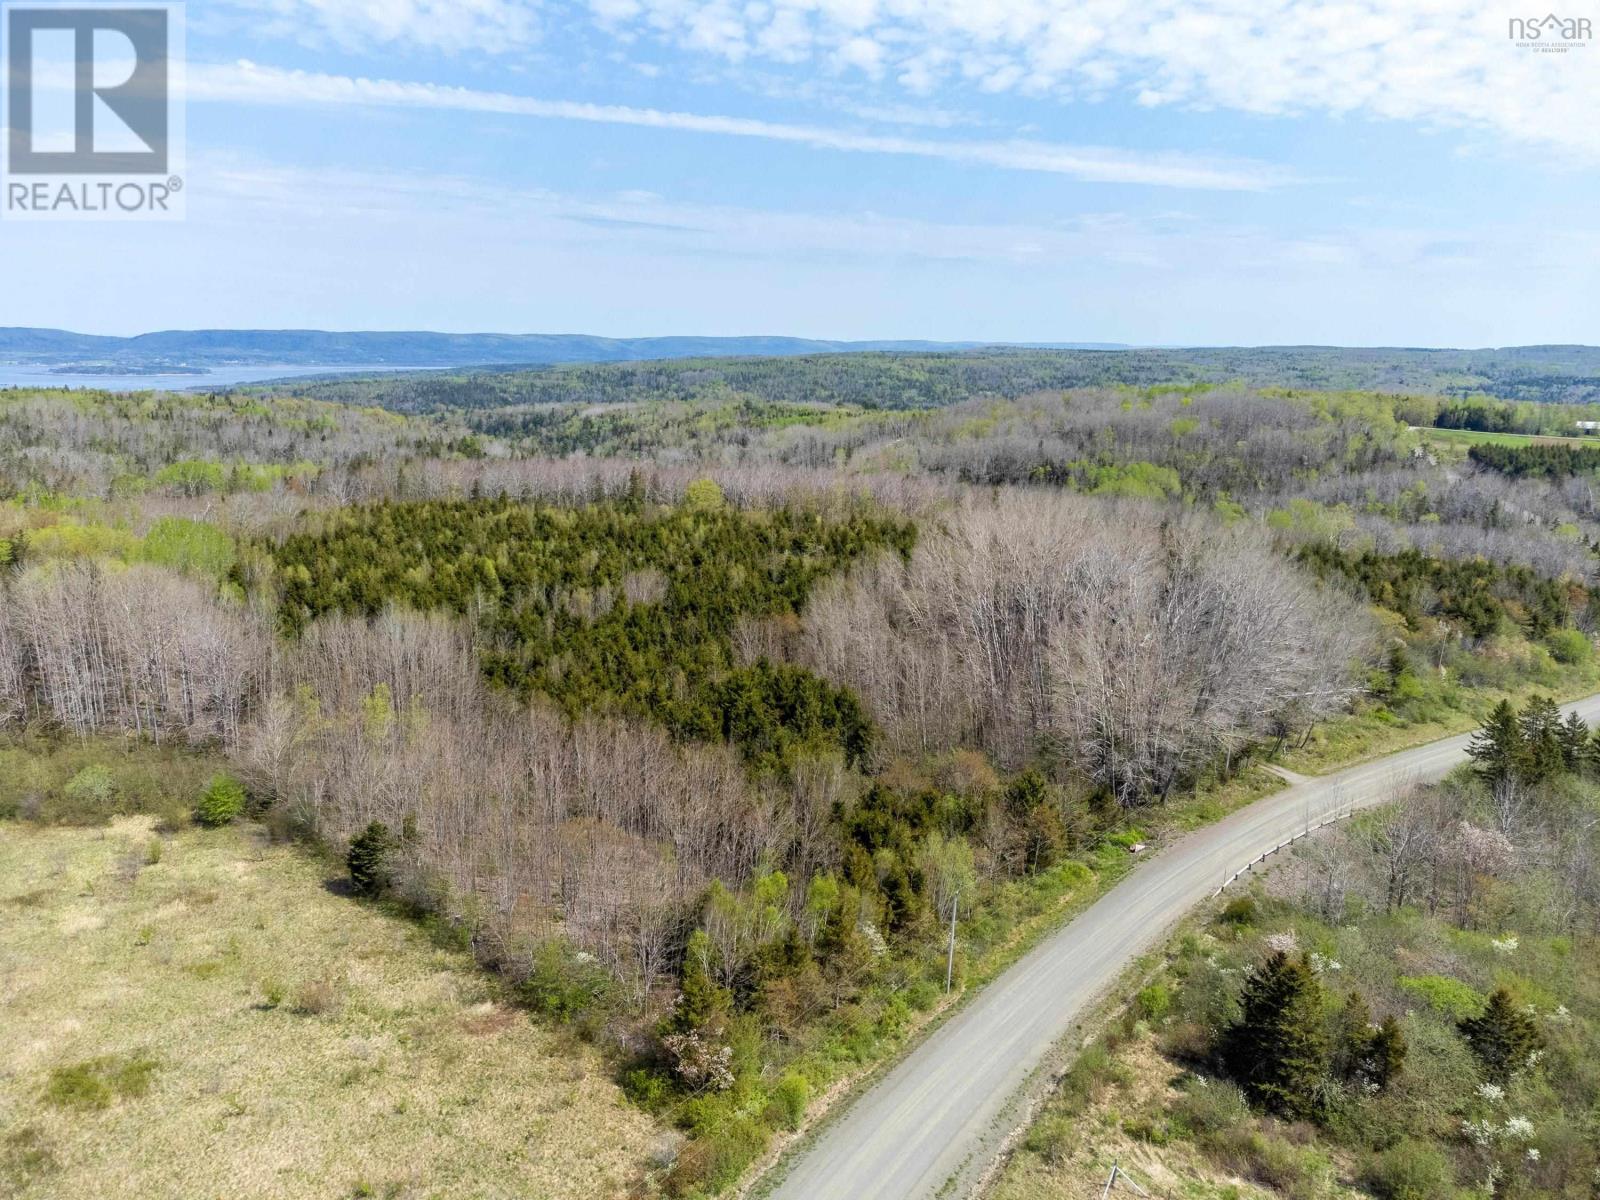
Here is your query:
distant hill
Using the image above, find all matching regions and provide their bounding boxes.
[0,327,1130,371]
[7,329,1599,406]
[251,344,1600,413]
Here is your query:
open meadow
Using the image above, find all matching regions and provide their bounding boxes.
[0,818,658,1200]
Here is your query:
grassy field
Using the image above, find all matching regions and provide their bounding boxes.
[0,818,659,1200]
[1416,426,1600,449]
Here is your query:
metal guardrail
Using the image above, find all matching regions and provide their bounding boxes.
[1211,800,1356,898]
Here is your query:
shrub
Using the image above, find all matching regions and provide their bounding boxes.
[1173,1078,1252,1139]
[622,1068,670,1109]
[518,939,616,1022]
[43,1064,114,1110]
[346,821,395,897]
[1024,1113,1076,1165]
[665,1116,766,1196]
[292,977,340,1016]
[1137,982,1172,1021]
[1198,1125,1330,1200]
[63,764,117,816]
[1546,627,1592,665]
[768,1072,809,1130]
[1361,1140,1455,1200]
[195,773,246,827]
[260,979,286,1009]
[1398,974,1484,1021]
[1219,897,1258,927]
[1,1125,58,1187]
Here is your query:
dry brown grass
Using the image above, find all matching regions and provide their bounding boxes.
[0,818,659,1200]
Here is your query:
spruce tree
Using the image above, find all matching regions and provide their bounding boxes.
[1467,700,1524,785]
[1365,1017,1408,1091]
[1334,991,1408,1093]
[1517,696,1565,782]
[1557,711,1590,772]
[1224,951,1329,1120]
[1458,987,1543,1084]
[347,821,395,897]
[666,929,732,1035]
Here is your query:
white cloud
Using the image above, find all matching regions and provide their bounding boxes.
[216,0,541,54]
[186,60,1294,190]
[585,1,1600,159]
[186,150,1597,284]
[15,150,1596,342]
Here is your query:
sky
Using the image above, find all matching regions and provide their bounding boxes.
[3,0,1598,345]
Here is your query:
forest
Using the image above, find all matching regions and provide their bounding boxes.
[1467,440,1600,481]
[253,344,1600,415]
[5,364,1600,1198]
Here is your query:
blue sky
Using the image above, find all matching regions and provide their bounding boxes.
[4,0,1597,344]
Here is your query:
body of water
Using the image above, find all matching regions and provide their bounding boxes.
[0,364,423,392]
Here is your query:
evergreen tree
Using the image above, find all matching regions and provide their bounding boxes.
[1557,711,1590,772]
[347,821,395,897]
[1224,952,1329,1120]
[1518,695,1565,782]
[1467,700,1524,785]
[1364,1017,1408,1092]
[665,929,733,1035]
[1458,987,1543,1084]
[1333,991,1407,1093]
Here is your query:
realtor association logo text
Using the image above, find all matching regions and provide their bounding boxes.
[8,177,181,214]
[2,2,186,220]
[1508,12,1591,50]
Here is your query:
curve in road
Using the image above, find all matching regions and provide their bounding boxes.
[764,694,1600,1200]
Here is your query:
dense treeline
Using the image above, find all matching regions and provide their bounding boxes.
[467,399,853,460]
[259,493,911,767]
[462,387,1414,503]
[0,387,460,501]
[261,345,1600,414]
[1296,541,1587,638]
[1468,441,1600,481]
[1432,396,1600,437]
[892,388,1410,499]
[795,495,1369,800]
[0,559,259,740]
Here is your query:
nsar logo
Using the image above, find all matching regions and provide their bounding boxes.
[1507,12,1592,51]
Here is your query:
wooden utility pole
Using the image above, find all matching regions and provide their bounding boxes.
[944,890,959,992]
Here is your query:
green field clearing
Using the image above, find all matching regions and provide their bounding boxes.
[1416,425,1600,448]
[0,819,658,1200]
